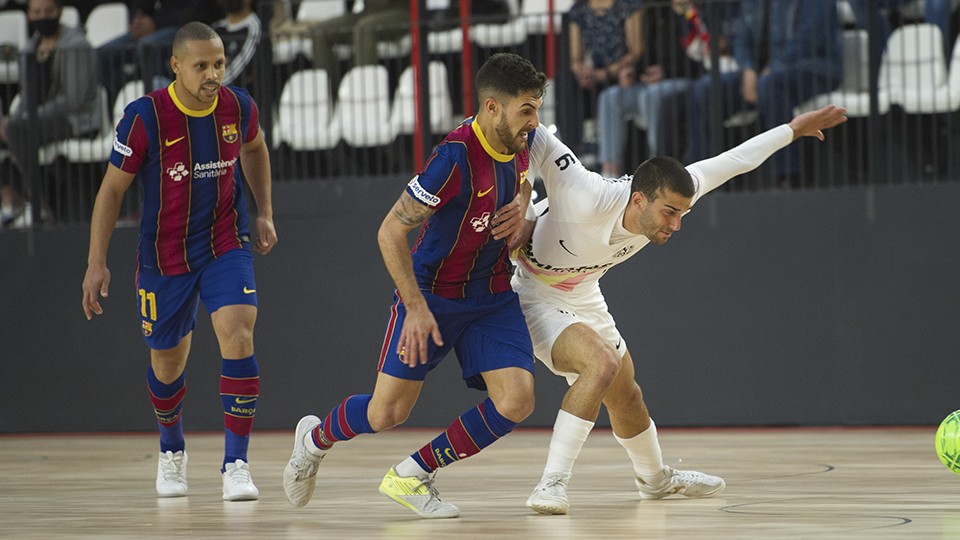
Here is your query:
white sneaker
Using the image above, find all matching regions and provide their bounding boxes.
[222,459,259,501]
[636,466,725,500]
[156,450,188,497]
[282,415,325,507]
[526,472,572,515]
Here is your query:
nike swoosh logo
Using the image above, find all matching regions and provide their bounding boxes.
[164,136,185,147]
[444,448,457,461]
[234,396,257,404]
[559,239,577,256]
[615,338,622,350]
[243,287,256,294]
[477,186,494,197]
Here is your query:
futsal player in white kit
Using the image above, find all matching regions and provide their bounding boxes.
[514,105,848,514]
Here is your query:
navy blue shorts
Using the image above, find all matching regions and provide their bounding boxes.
[135,248,257,350]
[377,289,535,391]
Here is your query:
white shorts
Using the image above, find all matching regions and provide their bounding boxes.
[512,277,626,385]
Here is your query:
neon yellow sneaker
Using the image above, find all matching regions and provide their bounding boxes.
[377,467,460,519]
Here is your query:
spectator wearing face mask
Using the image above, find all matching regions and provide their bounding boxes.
[0,0,100,227]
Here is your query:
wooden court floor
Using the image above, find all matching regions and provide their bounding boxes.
[1,427,957,539]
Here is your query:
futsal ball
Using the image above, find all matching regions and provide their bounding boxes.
[936,410,960,474]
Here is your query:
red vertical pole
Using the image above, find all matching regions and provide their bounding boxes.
[545,0,556,79]
[410,0,424,170]
[461,0,474,117]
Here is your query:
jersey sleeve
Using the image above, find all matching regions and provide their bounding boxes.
[231,85,260,143]
[528,125,619,218]
[405,140,462,209]
[109,99,150,174]
[686,124,794,205]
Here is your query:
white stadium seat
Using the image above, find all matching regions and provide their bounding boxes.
[390,61,454,135]
[275,69,340,150]
[0,11,28,84]
[85,2,128,48]
[336,65,397,147]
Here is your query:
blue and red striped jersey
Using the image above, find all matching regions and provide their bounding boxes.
[405,117,530,299]
[110,84,260,276]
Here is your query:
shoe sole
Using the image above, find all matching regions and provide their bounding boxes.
[378,475,460,519]
[639,480,726,500]
[283,415,322,507]
[223,490,260,501]
[526,500,569,515]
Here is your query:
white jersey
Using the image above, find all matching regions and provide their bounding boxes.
[515,123,795,298]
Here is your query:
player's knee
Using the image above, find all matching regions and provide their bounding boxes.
[580,351,621,391]
[493,394,535,423]
[603,381,646,415]
[367,404,410,432]
[220,325,254,352]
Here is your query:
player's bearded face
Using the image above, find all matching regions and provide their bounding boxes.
[495,94,541,154]
[173,38,226,108]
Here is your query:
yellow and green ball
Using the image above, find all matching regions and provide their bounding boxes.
[936,410,960,474]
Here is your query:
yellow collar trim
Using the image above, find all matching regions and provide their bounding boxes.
[471,118,514,163]
[168,83,218,118]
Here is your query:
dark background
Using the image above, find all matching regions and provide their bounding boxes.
[2,178,958,432]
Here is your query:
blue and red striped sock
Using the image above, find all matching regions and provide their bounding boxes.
[146,367,186,454]
[311,394,374,450]
[220,355,259,470]
[411,398,516,473]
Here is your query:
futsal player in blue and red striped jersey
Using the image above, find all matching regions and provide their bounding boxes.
[82,22,277,502]
[283,53,546,519]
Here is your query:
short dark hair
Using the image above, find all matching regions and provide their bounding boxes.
[172,22,221,53]
[631,156,695,201]
[475,52,547,102]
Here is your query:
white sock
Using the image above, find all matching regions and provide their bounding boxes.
[302,429,329,457]
[394,456,430,478]
[614,418,665,480]
[542,409,595,477]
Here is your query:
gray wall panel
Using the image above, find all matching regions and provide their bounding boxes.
[1,179,957,433]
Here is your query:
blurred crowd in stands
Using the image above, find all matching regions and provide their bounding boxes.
[1,0,958,229]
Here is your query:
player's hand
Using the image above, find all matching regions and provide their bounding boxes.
[491,193,527,243]
[253,215,277,255]
[788,105,848,141]
[396,298,443,366]
[82,263,111,320]
[508,217,536,251]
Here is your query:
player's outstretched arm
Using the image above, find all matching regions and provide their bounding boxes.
[690,105,848,197]
[240,130,277,255]
[82,164,136,320]
[378,192,443,366]
[788,105,848,142]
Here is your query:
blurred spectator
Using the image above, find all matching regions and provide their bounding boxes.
[848,0,955,66]
[213,0,261,89]
[597,1,701,176]
[426,0,511,29]
[560,0,643,164]
[304,0,409,79]
[849,0,953,44]
[96,0,222,101]
[688,0,841,187]
[0,0,99,227]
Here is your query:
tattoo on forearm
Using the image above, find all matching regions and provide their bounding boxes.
[393,195,434,227]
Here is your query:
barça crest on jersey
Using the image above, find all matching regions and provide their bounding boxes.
[142,320,153,337]
[519,169,528,185]
[221,123,239,144]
